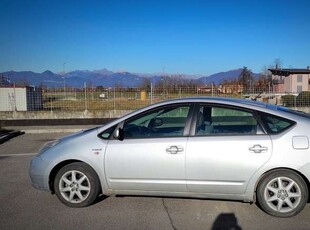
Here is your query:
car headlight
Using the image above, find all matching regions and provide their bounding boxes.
[37,139,62,156]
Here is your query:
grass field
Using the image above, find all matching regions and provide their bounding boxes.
[42,89,239,111]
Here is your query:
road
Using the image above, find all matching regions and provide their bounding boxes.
[1,132,310,230]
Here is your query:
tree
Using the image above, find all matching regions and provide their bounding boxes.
[96,86,104,91]
[238,67,254,90]
[140,78,151,91]
[266,58,283,69]
[257,66,272,89]
[274,58,283,69]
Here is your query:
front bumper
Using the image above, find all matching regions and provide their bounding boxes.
[29,156,50,191]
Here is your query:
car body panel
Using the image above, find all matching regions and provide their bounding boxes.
[30,129,111,194]
[186,135,272,194]
[105,137,187,192]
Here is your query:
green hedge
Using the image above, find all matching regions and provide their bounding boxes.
[281,91,310,107]
[296,91,310,106]
[281,95,296,107]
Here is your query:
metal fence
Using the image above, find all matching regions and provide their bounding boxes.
[42,87,310,112]
[2,86,310,114]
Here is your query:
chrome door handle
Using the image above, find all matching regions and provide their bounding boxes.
[166,146,184,154]
[249,145,268,153]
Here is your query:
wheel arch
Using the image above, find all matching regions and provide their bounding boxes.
[254,167,310,202]
[49,160,101,194]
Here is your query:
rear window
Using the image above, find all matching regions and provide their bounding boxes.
[259,112,296,134]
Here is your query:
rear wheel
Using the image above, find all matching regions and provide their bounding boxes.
[54,162,100,207]
[257,170,308,217]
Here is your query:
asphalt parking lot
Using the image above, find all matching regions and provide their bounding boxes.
[1,131,310,230]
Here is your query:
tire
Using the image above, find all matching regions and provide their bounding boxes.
[257,170,308,218]
[54,162,100,208]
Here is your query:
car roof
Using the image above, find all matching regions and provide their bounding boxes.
[152,97,269,109]
[119,97,272,120]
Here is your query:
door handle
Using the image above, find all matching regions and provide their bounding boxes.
[249,145,268,153]
[166,146,184,154]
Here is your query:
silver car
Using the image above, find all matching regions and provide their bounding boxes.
[29,97,310,218]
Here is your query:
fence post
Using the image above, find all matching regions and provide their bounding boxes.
[50,93,53,112]
[113,87,116,115]
[150,83,153,104]
[84,82,87,111]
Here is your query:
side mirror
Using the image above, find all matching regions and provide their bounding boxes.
[113,128,124,141]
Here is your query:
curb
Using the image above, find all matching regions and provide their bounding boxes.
[2,125,98,134]
[22,128,84,134]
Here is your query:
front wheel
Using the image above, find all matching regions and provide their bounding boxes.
[54,162,100,207]
[257,170,308,217]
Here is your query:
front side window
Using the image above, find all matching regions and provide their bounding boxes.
[123,104,190,139]
[99,125,117,139]
[195,105,262,136]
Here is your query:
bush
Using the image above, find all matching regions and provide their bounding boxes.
[281,95,296,107]
[296,91,310,107]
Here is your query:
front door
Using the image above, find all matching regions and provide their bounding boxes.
[105,103,192,192]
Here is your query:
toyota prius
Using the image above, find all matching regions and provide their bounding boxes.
[29,97,310,217]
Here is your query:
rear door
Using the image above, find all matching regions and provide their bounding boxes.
[186,104,272,194]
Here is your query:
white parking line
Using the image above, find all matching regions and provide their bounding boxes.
[0,153,37,157]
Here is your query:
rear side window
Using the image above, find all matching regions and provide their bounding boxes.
[259,112,296,134]
[195,105,263,136]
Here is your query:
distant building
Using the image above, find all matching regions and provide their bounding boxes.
[0,86,43,111]
[268,67,310,93]
[197,84,216,93]
[218,84,243,94]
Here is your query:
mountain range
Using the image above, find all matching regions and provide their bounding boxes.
[0,68,259,88]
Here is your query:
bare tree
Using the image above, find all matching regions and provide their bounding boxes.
[257,66,272,89]
[140,78,151,91]
[273,58,283,69]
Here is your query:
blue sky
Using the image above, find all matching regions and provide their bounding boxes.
[0,0,309,76]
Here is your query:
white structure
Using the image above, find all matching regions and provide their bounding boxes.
[0,86,42,111]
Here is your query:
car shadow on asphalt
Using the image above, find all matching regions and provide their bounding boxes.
[94,194,109,205]
[0,156,10,160]
[211,213,242,230]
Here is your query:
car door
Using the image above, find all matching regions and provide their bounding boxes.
[186,104,272,194]
[105,103,193,192]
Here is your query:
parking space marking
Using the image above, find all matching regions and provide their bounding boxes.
[0,153,37,157]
